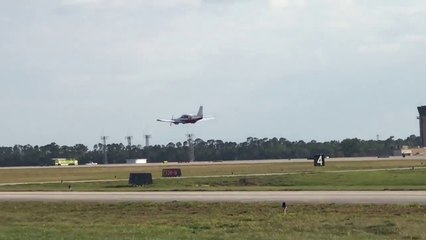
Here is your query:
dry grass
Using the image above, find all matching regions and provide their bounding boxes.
[0,159,425,184]
[0,201,425,240]
[1,166,425,192]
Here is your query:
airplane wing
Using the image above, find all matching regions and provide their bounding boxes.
[157,119,175,123]
[199,117,215,122]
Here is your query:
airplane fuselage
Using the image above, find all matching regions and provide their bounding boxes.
[157,106,213,125]
[173,115,203,124]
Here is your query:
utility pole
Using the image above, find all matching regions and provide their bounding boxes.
[101,136,108,164]
[125,136,133,159]
[144,135,151,148]
[186,133,195,162]
[125,135,133,147]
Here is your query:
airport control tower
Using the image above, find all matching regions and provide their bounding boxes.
[418,106,426,147]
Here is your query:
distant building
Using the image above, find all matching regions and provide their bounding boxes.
[126,159,147,164]
[410,147,426,156]
[392,146,412,157]
[418,106,426,147]
[393,146,426,157]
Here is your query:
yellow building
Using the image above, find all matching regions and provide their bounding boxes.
[52,158,78,166]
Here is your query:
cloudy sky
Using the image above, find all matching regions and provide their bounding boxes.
[1,0,426,146]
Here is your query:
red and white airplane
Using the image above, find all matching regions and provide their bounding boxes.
[157,106,214,125]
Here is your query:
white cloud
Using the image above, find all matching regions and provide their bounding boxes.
[269,0,307,9]
[61,0,202,8]
[1,0,426,145]
[61,0,102,6]
[398,34,426,43]
[358,43,401,55]
[269,0,289,8]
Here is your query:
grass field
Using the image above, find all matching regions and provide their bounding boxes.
[0,201,425,240]
[1,159,425,184]
[1,160,425,239]
[1,168,425,191]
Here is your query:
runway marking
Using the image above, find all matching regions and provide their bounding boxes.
[0,156,424,170]
[173,166,426,179]
[0,179,126,186]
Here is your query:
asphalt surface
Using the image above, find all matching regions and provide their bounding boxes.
[1,191,426,204]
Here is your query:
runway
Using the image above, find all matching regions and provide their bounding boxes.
[1,156,424,170]
[1,191,426,204]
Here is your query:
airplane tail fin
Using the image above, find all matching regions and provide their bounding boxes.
[197,106,203,117]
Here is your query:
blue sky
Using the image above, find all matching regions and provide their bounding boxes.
[1,0,426,146]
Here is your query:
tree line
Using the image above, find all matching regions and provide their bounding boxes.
[0,135,421,166]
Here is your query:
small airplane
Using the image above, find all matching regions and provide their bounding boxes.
[157,106,214,125]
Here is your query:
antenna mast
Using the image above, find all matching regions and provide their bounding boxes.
[125,135,133,147]
[125,135,133,159]
[144,135,151,148]
[101,136,108,164]
[186,133,195,162]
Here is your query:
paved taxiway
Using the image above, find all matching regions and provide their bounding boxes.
[1,191,426,204]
